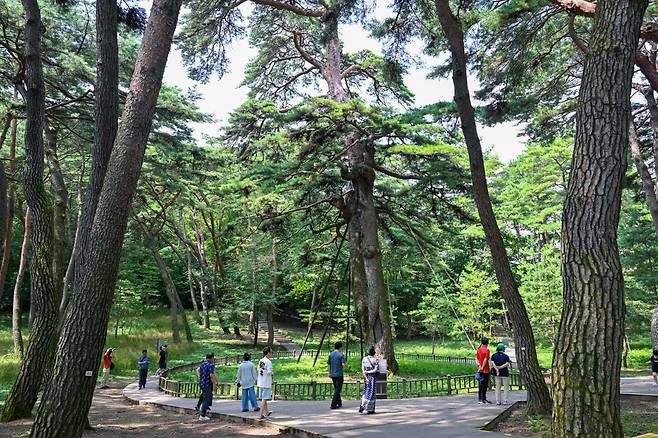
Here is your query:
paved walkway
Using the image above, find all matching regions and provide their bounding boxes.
[124,377,524,438]
[123,376,658,438]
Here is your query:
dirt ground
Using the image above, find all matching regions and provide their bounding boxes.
[0,379,286,437]
[493,399,658,438]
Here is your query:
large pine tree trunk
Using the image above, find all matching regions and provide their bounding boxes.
[31,0,183,433]
[434,0,551,415]
[60,0,119,314]
[551,1,648,436]
[1,0,59,421]
[12,208,29,359]
[321,12,397,370]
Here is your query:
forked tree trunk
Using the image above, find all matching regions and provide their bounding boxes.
[31,0,183,433]
[1,0,59,422]
[186,248,202,324]
[60,0,119,315]
[434,0,551,415]
[12,208,30,359]
[551,0,648,436]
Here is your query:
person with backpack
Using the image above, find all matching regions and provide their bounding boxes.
[491,343,511,405]
[100,348,114,389]
[236,352,259,412]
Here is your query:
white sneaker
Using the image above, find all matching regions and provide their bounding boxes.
[199,416,210,421]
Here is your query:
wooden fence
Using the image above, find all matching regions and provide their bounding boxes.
[158,351,521,400]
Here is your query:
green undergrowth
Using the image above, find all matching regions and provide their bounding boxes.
[168,356,477,384]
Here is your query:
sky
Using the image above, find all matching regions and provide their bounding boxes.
[161,9,527,164]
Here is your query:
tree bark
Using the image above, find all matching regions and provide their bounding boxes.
[186,248,202,324]
[60,0,119,315]
[0,114,16,302]
[552,0,648,436]
[31,0,183,433]
[434,0,552,415]
[12,208,30,359]
[1,0,59,422]
[322,12,397,372]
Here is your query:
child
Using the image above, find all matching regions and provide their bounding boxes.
[651,349,658,387]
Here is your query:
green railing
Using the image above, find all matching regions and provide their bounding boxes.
[158,350,522,400]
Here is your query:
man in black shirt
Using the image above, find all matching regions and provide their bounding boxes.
[651,349,658,388]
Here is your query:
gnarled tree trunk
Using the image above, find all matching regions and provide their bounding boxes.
[551,0,648,436]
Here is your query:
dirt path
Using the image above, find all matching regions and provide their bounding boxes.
[0,379,284,437]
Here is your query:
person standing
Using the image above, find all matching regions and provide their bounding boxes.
[358,346,379,414]
[236,352,259,412]
[475,337,491,404]
[491,343,511,405]
[138,349,150,390]
[198,353,218,421]
[158,344,168,375]
[327,341,346,409]
[257,346,274,420]
[100,348,114,389]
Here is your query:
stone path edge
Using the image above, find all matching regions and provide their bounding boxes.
[121,386,330,438]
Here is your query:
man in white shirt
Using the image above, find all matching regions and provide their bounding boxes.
[257,346,274,420]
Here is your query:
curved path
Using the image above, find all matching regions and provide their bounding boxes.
[123,376,658,438]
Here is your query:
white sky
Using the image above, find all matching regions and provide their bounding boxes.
[162,9,527,163]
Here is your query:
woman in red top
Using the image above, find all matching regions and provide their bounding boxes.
[101,348,113,389]
[475,338,491,404]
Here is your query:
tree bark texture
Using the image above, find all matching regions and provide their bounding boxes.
[0,115,16,303]
[12,208,30,359]
[552,1,648,436]
[434,0,551,415]
[651,306,658,349]
[2,0,59,422]
[31,0,183,434]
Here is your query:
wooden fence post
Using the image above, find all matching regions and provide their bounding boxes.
[402,379,407,399]
[311,381,317,400]
[357,380,361,400]
[447,375,452,395]
[273,382,276,401]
